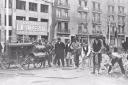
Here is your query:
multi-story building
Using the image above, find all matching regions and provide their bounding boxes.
[0,0,52,43]
[51,0,70,43]
[68,0,128,47]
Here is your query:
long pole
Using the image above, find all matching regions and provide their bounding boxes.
[6,0,9,42]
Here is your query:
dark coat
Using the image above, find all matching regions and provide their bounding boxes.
[122,41,128,51]
[93,39,102,52]
[55,41,65,57]
[0,43,3,53]
[65,43,72,54]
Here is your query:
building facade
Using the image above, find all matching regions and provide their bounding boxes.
[68,0,128,47]
[0,0,52,43]
[51,0,70,43]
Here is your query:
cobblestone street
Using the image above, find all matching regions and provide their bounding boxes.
[0,66,128,85]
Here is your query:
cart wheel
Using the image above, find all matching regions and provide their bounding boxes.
[34,62,43,68]
[1,60,10,69]
[21,56,32,70]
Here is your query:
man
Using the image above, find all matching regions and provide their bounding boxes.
[65,40,72,67]
[71,38,81,68]
[92,37,102,74]
[122,40,128,52]
[55,38,65,67]
[108,47,125,75]
[0,43,3,57]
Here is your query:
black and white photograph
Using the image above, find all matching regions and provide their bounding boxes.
[0,0,128,85]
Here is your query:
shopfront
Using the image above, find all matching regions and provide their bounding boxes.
[16,20,48,43]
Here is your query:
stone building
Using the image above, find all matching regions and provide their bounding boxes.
[51,0,70,43]
[0,0,52,43]
[68,0,128,47]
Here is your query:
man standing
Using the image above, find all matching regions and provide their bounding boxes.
[71,38,81,68]
[55,38,65,67]
[92,37,102,74]
[108,47,125,75]
[65,40,72,67]
[0,43,3,56]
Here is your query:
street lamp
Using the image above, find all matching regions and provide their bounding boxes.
[6,0,9,42]
[42,0,54,41]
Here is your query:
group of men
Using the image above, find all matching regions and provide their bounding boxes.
[49,36,128,76]
[54,37,82,68]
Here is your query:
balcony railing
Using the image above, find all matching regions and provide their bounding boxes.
[118,21,125,25]
[92,9,102,13]
[55,3,70,9]
[92,20,101,25]
[57,29,70,35]
[92,30,102,35]
[107,11,115,16]
[77,6,89,12]
[56,16,70,21]
[118,12,126,16]
[78,30,88,34]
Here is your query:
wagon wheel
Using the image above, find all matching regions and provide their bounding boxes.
[0,57,10,69]
[33,61,43,68]
[21,55,34,70]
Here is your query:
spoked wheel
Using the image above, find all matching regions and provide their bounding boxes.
[0,59,10,69]
[21,55,34,70]
[33,61,43,68]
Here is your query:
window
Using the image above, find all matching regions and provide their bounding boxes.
[16,0,26,10]
[16,16,26,20]
[57,0,61,5]
[65,0,68,5]
[29,2,37,11]
[92,2,96,10]
[5,0,12,8]
[78,12,82,19]
[118,6,124,14]
[0,14,1,26]
[64,22,68,31]
[58,22,61,31]
[78,24,82,33]
[29,17,38,21]
[5,15,12,26]
[65,10,68,17]
[84,1,87,7]
[84,13,87,20]
[41,19,48,22]
[98,3,100,11]
[56,8,61,17]
[41,4,49,13]
[108,5,114,13]
[79,0,81,6]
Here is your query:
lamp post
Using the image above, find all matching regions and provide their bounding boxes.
[6,0,9,42]
[42,0,54,42]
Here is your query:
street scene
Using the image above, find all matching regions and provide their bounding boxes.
[1,0,128,85]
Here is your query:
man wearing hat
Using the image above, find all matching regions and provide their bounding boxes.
[55,38,65,67]
[92,37,102,74]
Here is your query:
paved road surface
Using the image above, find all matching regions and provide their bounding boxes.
[0,67,128,85]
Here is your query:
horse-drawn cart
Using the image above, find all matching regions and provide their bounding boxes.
[2,43,34,69]
[0,42,49,70]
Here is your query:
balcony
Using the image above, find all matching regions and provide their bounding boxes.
[92,29,102,35]
[55,3,70,9]
[79,18,88,24]
[92,9,102,13]
[56,16,70,21]
[78,30,88,35]
[118,21,125,25]
[118,28,125,35]
[92,20,101,25]
[107,11,115,16]
[118,12,126,16]
[57,29,70,35]
[77,6,89,13]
